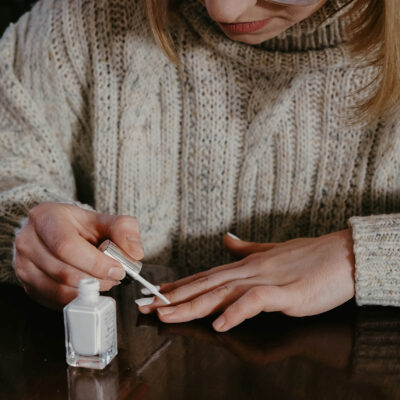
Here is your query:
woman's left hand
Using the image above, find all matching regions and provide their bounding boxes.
[138,229,356,332]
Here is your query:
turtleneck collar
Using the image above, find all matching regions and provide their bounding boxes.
[176,0,355,72]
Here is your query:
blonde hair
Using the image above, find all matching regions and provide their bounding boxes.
[145,0,400,122]
[347,0,400,121]
[145,0,180,64]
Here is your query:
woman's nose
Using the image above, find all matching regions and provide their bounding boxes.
[203,0,257,23]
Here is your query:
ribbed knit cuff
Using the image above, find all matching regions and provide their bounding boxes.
[348,215,400,307]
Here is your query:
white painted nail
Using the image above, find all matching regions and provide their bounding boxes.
[141,285,161,295]
[135,297,155,306]
[227,232,240,240]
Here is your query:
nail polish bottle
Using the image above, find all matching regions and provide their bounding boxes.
[64,278,118,369]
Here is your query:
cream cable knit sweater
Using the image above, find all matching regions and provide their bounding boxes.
[0,0,399,306]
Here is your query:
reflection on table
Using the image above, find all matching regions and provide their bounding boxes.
[0,264,399,400]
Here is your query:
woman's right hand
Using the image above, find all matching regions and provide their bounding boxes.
[13,202,144,309]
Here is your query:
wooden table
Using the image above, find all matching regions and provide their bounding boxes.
[1,265,399,400]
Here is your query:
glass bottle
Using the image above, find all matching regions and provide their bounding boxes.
[64,278,118,369]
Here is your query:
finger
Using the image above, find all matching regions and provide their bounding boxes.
[89,213,144,260]
[155,281,249,323]
[143,264,254,312]
[224,234,277,258]
[158,259,245,294]
[17,257,78,309]
[33,219,126,282]
[212,286,287,332]
[16,225,118,291]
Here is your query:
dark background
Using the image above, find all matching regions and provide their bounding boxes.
[0,0,35,36]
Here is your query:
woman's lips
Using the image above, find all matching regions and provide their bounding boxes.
[219,17,272,34]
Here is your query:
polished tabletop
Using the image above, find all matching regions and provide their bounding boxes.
[1,264,400,400]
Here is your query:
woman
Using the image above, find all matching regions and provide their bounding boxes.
[0,0,399,331]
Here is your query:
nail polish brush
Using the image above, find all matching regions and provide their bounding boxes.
[99,240,170,305]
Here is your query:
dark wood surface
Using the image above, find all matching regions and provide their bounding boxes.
[1,264,400,400]
[0,0,35,36]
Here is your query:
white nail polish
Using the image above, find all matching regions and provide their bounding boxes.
[135,297,155,307]
[141,285,161,295]
[63,278,118,369]
[227,232,240,240]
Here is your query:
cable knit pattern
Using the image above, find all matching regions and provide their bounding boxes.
[0,0,399,306]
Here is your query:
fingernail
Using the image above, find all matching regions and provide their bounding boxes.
[157,306,176,316]
[213,316,226,331]
[126,237,144,257]
[108,267,126,281]
[135,297,155,306]
[141,285,160,295]
[126,235,139,242]
[227,232,240,240]
[126,236,141,248]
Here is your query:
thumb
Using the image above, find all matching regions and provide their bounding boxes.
[223,233,277,258]
[84,211,144,260]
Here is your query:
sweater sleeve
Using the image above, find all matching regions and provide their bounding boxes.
[348,214,400,307]
[0,2,93,284]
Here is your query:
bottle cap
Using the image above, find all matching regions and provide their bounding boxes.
[79,278,100,296]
